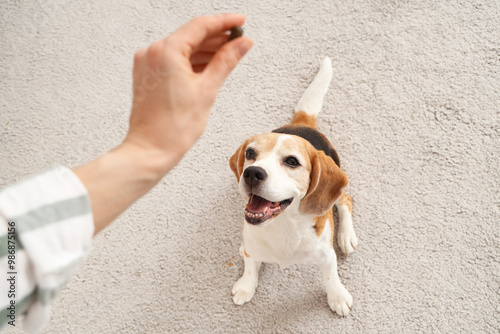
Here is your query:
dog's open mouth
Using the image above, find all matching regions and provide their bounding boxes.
[244,194,293,225]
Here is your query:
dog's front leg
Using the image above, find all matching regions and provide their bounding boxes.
[232,244,262,305]
[317,248,353,316]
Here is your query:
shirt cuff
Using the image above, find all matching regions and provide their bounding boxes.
[0,165,94,333]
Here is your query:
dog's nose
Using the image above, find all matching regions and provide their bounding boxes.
[243,166,268,188]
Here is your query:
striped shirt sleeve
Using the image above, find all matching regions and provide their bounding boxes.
[0,166,94,333]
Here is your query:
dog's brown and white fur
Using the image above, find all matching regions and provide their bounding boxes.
[229,57,358,316]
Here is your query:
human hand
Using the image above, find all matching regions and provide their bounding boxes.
[125,14,253,174]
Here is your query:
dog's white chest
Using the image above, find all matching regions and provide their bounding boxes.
[243,216,321,268]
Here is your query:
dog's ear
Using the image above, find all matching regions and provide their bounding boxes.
[300,149,348,216]
[229,140,248,181]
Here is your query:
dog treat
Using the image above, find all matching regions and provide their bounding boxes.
[228,26,243,41]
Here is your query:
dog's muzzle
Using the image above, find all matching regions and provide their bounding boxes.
[243,166,267,190]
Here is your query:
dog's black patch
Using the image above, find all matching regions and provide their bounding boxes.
[272,125,341,168]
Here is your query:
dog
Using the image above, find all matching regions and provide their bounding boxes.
[229,57,358,316]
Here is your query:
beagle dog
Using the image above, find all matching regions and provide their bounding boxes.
[229,57,358,316]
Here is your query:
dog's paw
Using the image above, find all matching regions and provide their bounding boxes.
[327,286,353,316]
[232,279,256,305]
[337,228,358,255]
[232,289,255,305]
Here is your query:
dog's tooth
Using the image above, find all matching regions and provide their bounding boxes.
[263,207,268,215]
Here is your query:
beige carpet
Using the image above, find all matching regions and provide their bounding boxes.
[1,1,499,333]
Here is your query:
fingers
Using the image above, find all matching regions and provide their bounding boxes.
[168,13,246,57]
[191,51,213,73]
[191,52,214,65]
[202,36,253,88]
[190,31,246,72]
[192,64,207,73]
[139,14,253,93]
[195,33,230,53]
[189,34,229,72]
[190,52,215,73]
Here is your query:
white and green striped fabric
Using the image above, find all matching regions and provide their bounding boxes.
[0,166,94,333]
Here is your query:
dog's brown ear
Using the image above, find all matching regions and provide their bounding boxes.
[300,149,348,216]
[229,140,248,181]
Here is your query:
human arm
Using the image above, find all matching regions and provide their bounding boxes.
[0,14,252,332]
[73,14,253,235]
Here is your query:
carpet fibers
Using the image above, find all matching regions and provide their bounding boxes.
[1,1,498,333]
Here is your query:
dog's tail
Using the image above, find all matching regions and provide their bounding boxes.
[291,57,333,129]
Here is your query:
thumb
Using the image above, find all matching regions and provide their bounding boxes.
[202,37,253,88]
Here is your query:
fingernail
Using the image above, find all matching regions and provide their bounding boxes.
[238,39,253,57]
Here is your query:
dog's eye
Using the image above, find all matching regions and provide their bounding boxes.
[245,148,256,160]
[284,156,300,168]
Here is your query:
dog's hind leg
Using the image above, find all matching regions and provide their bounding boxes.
[335,193,358,255]
[314,245,353,316]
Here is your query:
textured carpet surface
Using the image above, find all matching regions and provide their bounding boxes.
[1,1,499,333]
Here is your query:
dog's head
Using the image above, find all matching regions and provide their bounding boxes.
[229,132,347,225]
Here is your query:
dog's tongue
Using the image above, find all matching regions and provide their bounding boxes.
[246,195,271,213]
